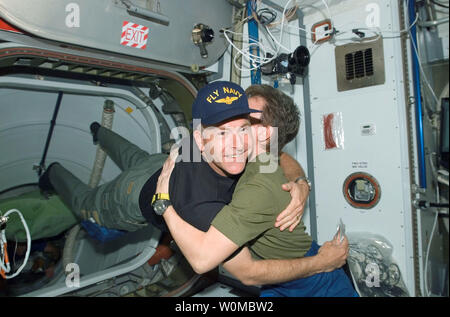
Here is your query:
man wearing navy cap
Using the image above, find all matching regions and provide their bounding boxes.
[37,81,347,288]
[155,83,356,296]
[38,81,302,233]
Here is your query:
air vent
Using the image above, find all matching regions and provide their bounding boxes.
[335,37,385,92]
[345,48,374,80]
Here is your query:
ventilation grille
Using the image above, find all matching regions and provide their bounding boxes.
[345,48,374,80]
[335,37,385,92]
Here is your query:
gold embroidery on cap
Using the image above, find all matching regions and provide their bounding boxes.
[206,89,219,103]
[215,96,239,105]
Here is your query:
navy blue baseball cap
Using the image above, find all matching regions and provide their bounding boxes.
[192,81,261,126]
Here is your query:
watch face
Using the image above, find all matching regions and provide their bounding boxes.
[153,199,171,215]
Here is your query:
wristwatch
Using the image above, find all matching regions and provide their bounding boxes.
[295,176,312,191]
[151,193,172,215]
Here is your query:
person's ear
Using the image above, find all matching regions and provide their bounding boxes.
[193,129,204,152]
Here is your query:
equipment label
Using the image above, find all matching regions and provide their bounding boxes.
[120,21,149,49]
[352,161,369,169]
[361,123,376,136]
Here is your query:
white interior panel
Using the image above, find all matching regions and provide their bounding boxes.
[0,81,161,192]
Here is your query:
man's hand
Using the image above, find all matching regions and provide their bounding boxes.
[156,147,179,194]
[275,181,309,232]
[316,236,349,273]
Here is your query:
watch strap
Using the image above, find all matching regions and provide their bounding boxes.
[151,193,170,204]
[295,176,311,191]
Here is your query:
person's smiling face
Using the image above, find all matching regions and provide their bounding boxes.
[195,116,252,177]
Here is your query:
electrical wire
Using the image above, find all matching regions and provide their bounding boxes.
[224,0,419,72]
[0,209,31,279]
[222,28,277,71]
[408,29,441,108]
[430,0,450,9]
[418,17,449,27]
[223,0,305,72]
[255,8,277,26]
[223,3,273,72]
[223,0,440,75]
[223,0,335,71]
[423,184,441,297]
[264,0,296,53]
[268,0,333,36]
[331,12,419,44]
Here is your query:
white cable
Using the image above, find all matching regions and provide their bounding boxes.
[223,29,277,71]
[264,24,291,52]
[224,0,421,73]
[423,185,440,297]
[418,17,449,27]
[270,0,333,37]
[437,174,449,186]
[259,0,295,55]
[438,169,449,176]
[223,0,299,73]
[223,0,333,72]
[332,27,382,44]
[321,0,332,21]
[427,153,449,187]
[429,152,440,180]
[430,0,450,5]
[0,209,31,279]
[409,29,441,107]
[377,13,419,35]
[223,27,279,71]
[330,12,418,45]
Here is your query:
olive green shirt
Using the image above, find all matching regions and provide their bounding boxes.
[211,153,312,260]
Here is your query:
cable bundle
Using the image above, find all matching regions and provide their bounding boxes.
[0,209,31,279]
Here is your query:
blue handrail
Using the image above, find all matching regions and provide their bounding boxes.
[408,0,427,189]
[247,1,262,85]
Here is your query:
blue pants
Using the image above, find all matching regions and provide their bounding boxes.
[260,241,359,297]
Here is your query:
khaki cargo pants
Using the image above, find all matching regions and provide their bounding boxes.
[49,127,168,232]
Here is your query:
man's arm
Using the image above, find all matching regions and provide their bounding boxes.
[276,152,310,231]
[223,237,349,286]
[163,206,239,274]
[156,149,239,274]
[279,151,305,181]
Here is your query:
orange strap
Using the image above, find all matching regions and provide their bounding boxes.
[0,242,8,279]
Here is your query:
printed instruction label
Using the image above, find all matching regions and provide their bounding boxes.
[352,161,369,169]
[120,21,149,49]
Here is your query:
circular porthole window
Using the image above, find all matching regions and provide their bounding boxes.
[343,172,381,209]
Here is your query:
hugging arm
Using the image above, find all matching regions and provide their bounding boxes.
[279,151,305,182]
[223,237,349,286]
[276,152,310,231]
[162,206,239,274]
[156,153,348,283]
[156,150,239,274]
